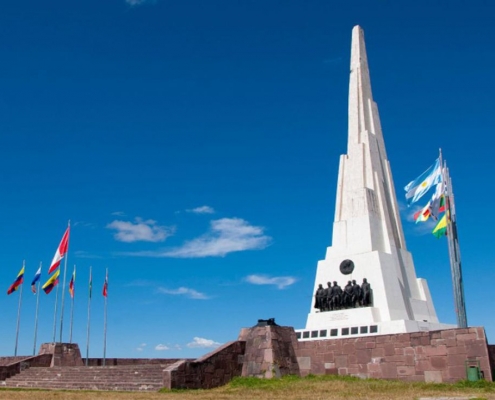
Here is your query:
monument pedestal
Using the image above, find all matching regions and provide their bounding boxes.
[38,343,84,367]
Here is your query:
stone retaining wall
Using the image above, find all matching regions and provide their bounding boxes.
[296,327,492,383]
[163,340,245,389]
[0,354,52,381]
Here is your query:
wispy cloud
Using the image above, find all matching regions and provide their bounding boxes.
[186,205,215,214]
[111,211,126,217]
[128,218,270,258]
[74,250,103,259]
[245,274,297,289]
[323,56,342,64]
[155,344,169,351]
[73,221,96,229]
[125,279,156,288]
[125,0,155,6]
[157,286,209,300]
[187,337,221,349]
[136,343,146,351]
[107,217,174,243]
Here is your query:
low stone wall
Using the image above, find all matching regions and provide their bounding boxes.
[0,357,30,367]
[0,354,52,381]
[487,345,495,380]
[296,327,492,383]
[85,358,186,366]
[163,340,245,389]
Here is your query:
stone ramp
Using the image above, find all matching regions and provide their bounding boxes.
[3,364,170,391]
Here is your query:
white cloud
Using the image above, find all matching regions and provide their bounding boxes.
[187,337,221,349]
[245,274,297,289]
[186,205,215,214]
[136,343,146,351]
[107,217,174,243]
[155,344,170,351]
[111,211,126,217]
[158,218,270,258]
[157,286,209,300]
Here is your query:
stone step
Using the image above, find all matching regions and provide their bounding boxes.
[7,377,163,383]
[3,364,167,391]
[4,381,161,391]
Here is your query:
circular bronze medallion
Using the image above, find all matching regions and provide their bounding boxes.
[340,259,354,275]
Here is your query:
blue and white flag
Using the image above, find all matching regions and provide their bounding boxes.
[31,267,41,294]
[404,158,443,205]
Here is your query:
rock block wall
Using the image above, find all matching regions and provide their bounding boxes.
[239,325,300,378]
[296,327,492,383]
[163,340,245,389]
[39,343,83,367]
[0,354,52,381]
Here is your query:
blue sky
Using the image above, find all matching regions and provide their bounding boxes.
[1,0,494,358]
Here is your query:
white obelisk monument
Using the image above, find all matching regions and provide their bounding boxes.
[298,26,454,340]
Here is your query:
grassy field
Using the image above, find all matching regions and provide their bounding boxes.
[1,375,495,400]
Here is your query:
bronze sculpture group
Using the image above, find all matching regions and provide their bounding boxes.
[314,278,372,312]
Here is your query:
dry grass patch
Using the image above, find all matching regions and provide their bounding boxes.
[0,375,494,400]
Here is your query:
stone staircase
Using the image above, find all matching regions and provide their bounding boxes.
[3,364,169,391]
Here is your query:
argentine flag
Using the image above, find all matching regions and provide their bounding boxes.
[404,158,443,205]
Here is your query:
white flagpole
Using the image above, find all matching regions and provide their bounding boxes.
[33,262,42,356]
[85,266,92,366]
[103,268,108,366]
[69,265,76,343]
[14,261,25,356]
[52,278,59,343]
[59,220,71,343]
[439,149,467,328]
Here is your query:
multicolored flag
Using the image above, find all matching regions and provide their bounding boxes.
[7,267,25,295]
[102,273,108,298]
[69,267,76,298]
[432,213,448,238]
[404,158,443,205]
[42,269,61,294]
[48,227,70,274]
[413,201,432,223]
[31,266,42,294]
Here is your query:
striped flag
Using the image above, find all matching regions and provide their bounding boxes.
[7,267,25,295]
[31,266,42,294]
[69,267,76,298]
[42,269,61,294]
[404,158,443,205]
[48,227,70,274]
[102,272,108,298]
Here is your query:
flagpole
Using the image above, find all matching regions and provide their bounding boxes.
[52,278,59,343]
[103,268,108,366]
[444,165,467,328]
[439,149,467,328]
[33,262,42,356]
[85,266,92,366]
[69,265,75,343]
[59,220,71,343]
[14,261,25,357]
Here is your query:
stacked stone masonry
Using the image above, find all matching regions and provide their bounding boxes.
[239,325,300,378]
[296,327,492,383]
[163,340,245,389]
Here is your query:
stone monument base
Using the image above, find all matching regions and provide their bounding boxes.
[299,308,455,341]
[38,343,84,367]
